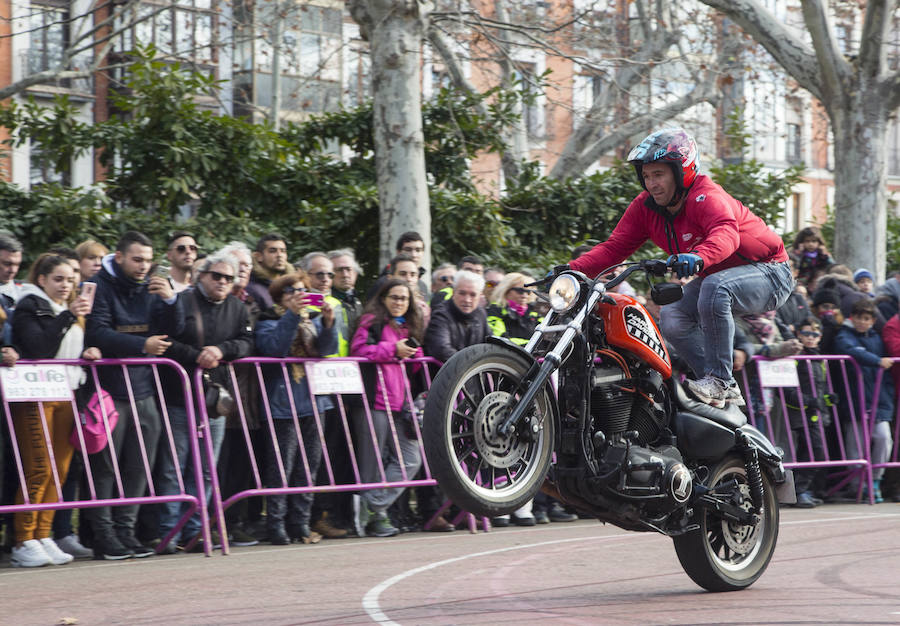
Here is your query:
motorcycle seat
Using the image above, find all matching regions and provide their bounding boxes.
[673,381,748,430]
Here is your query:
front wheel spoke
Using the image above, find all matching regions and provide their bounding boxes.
[456,442,478,465]
[460,385,480,413]
[452,409,474,423]
[466,456,484,481]
[451,429,474,441]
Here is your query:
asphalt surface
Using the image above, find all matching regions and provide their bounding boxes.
[1,503,898,625]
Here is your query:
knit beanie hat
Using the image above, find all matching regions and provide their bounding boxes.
[812,288,840,308]
[853,268,874,283]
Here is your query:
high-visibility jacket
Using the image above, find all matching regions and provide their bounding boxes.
[486,302,541,346]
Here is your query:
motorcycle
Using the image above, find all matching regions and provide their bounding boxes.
[423,259,796,591]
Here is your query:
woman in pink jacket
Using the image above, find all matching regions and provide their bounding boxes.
[350,279,424,537]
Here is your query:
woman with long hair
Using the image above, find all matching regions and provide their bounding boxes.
[486,272,541,346]
[9,254,101,567]
[350,279,424,537]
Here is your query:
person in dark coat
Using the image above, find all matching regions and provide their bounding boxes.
[155,252,254,552]
[424,270,490,363]
[84,231,184,560]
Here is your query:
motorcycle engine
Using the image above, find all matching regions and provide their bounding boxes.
[590,361,668,445]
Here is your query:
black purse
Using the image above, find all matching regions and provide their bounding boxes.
[191,291,235,417]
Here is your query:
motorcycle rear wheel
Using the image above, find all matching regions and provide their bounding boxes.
[672,455,779,592]
[423,344,555,518]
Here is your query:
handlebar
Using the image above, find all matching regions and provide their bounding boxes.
[527,257,691,293]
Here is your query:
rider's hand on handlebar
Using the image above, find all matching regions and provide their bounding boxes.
[667,253,704,279]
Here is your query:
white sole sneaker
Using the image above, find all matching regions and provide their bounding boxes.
[39,538,74,565]
[11,540,52,568]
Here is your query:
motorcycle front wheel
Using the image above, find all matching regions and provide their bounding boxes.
[672,455,779,592]
[423,344,555,518]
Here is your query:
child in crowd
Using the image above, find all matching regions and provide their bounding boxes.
[833,299,895,502]
[791,227,834,289]
[785,317,833,508]
[853,268,875,297]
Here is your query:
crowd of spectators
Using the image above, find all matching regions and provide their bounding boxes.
[0,224,895,568]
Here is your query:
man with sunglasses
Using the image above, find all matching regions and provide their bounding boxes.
[156,252,254,553]
[165,231,199,293]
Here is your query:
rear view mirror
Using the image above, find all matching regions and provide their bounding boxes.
[651,282,683,305]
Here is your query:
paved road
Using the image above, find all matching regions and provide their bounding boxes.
[2,504,898,625]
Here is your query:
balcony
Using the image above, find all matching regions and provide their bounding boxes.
[20,50,94,97]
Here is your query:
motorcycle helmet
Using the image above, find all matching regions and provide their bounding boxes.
[627,128,699,199]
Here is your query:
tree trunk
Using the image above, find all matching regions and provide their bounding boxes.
[829,96,889,283]
[350,0,432,271]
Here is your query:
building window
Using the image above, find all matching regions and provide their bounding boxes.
[29,142,69,187]
[786,122,803,164]
[28,4,67,74]
[117,0,217,67]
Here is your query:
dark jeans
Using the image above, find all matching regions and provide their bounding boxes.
[311,407,355,525]
[52,452,84,538]
[264,418,322,529]
[791,422,828,495]
[86,396,162,538]
[218,427,265,526]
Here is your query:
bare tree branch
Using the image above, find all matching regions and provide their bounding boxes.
[698,0,823,100]
[798,0,851,101]
[858,0,894,79]
[560,81,719,178]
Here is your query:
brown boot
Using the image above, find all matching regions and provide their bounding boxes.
[426,515,455,532]
[312,513,349,539]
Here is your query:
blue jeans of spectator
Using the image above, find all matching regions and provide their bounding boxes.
[157,405,225,541]
[264,417,323,529]
[660,261,793,382]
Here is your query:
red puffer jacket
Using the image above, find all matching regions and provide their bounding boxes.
[570,175,788,278]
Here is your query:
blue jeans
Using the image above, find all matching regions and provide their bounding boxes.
[157,405,225,541]
[659,261,793,381]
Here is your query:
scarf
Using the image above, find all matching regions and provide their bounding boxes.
[252,259,294,284]
[273,305,319,382]
[741,311,777,344]
[507,299,528,317]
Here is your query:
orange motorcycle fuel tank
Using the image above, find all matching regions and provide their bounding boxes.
[595,293,672,379]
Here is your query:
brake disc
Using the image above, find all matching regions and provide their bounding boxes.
[473,391,530,468]
[721,482,760,555]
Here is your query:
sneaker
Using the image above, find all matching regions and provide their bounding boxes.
[94,534,134,560]
[55,534,94,559]
[686,376,728,408]
[533,510,550,524]
[491,515,510,527]
[39,538,74,565]
[157,540,178,555]
[11,540,51,568]
[722,379,746,406]
[548,503,578,522]
[793,491,819,508]
[118,533,154,558]
[366,512,399,538]
[863,480,884,503]
[353,494,372,538]
[425,515,455,532]
[312,514,349,539]
[229,526,259,547]
[511,512,536,527]
[187,530,222,553]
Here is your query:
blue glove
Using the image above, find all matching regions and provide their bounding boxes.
[667,253,703,279]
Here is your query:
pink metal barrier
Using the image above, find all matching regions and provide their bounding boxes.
[865,361,900,482]
[740,354,875,503]
[200,356,444,555]
[0,358,213,556]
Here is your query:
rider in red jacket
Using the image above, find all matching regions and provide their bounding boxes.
[569,128,793,407]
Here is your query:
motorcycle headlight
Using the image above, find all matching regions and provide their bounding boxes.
[549,274,581,313]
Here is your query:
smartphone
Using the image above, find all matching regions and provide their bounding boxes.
[405,337,421,348]
[80,282,97,314]
[305,293,325,307]
[153,264,171,279]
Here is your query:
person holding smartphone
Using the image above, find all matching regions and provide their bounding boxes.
[255,271,337,545]
[9,254,102,567]
[350,279,425,538]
